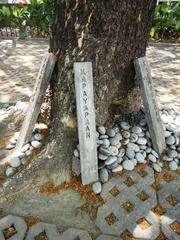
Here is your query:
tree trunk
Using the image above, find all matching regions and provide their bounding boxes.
[45,0,157,183]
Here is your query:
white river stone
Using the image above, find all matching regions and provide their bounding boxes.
[148,154,156,163]
[132,126,142,134]
[31,140,42,149]
[122,160,134,171]
[106,128,116,137]
[169,161,178,171]
[151,149,159,158]
[166,135,175,145]
[21,143,30,153]
[98,126,106,135]
[153,163,162,172]
[122,131,130,139]
[6,167,15,177]
[120,121,130,130]
[129,133,138,142]
[34,133,43,141]
[136,137,147,145]
[10,157,21,168]
[112,165,123,173]
[135,152,145,163]
[168,150,177,158]
[99,168,109,182]
[127,143,140,152]
[105,156,117,165]
[163,155,173,162]
[92,182,102,194]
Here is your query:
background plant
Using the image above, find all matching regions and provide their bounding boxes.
[0,0,53,37]
[150,2,180,40]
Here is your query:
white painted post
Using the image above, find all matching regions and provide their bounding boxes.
[74,62,98,185]
[16,52,57,151]
[134,56,166,155]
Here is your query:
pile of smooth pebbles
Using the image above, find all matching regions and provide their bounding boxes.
[73,107,180,194]
[4,131,43,177]
[0,100,46,177]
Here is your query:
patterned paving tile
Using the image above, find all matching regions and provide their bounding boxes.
[156,172,180,240]
[0,215,27,240]
[26,222,60,240]
[95,166,160,239]
[0,39,48,103]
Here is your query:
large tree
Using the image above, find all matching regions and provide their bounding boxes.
[1,1,157,194]
[45,0,157,183]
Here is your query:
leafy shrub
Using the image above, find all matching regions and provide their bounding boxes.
[150,2,180,40]
[0,0,53,37]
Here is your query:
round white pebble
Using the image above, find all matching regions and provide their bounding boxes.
[21,144,30,153]
[34,133,43,141]
[153,163,162,172]
[169,161,178,171]
[122,160,134,171]
[148,154,156,163]
[120,121,130,130]
[151,150,159,158]
[10,157,21,168]
[112,165,123,173]
[135,152,145,163]
[136,137,147,145]
[31,140,41,149]
[99,168,109,182]
[132,126,142,134]
[6,167,14,177]
[92,182,102,194]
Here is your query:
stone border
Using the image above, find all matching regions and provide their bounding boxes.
[0,214,124,240]
[0,215,27,240]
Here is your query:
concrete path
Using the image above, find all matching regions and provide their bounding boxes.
[147,43,180,112]
[0,166,179,239]
[0,39,49,104]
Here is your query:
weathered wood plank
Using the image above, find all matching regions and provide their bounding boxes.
[74,62,98,185]
[134,56,166,155]
[16,53,57,151]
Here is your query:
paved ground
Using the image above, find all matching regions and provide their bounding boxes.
[0,39,180,111]
[0,39,179,239]
[0,166,179,239]
[0,39,49,103]
[147,43,180,112]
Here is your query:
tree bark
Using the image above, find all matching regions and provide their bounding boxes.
[45,0,157,183]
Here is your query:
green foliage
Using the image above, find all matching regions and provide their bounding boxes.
[0,0,53,37]
[150,2,180,40]
[0,6,12,25]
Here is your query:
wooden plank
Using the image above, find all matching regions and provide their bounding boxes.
[134,56,166,155]
[74,62,98,185]
[16,52,57,151]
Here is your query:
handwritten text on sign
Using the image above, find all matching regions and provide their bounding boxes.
[74,62,98,185]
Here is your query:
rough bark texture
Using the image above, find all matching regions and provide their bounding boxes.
[46,0,157,183]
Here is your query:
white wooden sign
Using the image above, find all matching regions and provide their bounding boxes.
[16,53,57,151]
[74,62,98,185]
[134,57,166,154]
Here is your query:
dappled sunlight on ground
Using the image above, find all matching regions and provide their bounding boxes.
[0,39,48,103]
[0,40,179,113]
[147,43,180,112]
[133,211,159,239]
